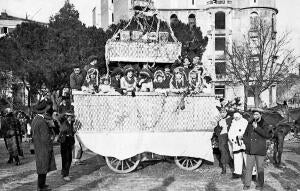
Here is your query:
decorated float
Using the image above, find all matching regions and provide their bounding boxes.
[73,0,219,173]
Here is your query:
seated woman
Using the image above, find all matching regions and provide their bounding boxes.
[120,65,137,94]
[202,76,213,94]
[188,69,203,92]
[169,67,188,93]
[110,67,123,94]
[136,69,153,92]
[153,69,169,91]
[81,68,98,93]
[99,75,114,93]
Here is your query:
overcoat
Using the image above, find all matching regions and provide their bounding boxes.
[243,118,272,156]
[31,115,57,174]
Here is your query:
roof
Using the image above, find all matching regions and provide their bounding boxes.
[0,12,47,25]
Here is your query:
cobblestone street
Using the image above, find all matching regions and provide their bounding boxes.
[0,139,300,191]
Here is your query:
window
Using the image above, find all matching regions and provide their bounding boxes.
[188,14,196,27]
[112,13,114,23]
[215,37,225,51]
[215,62,226,75]
[215,11,225,29]
[192,0,195,5]
[215,85,225,98]
[170,14,178,23]
[3,27,8,34]
[250,12,258,30]
[112,0,113,3]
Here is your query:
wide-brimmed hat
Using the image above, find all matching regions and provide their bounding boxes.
[123,65,135,74]
[154,70,165,80]
[87,55,98,63]
[111,67,123,76]
[139,68,153,79]
[33,100,52,114]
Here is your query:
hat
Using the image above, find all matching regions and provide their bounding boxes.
[64,110,74,116]
[4,108,13,114]
[220,98,224,103]
[139,69,153,78]
[123,65,135,74]
[33,101,52,114]
[233,112,242,118]
[111,67,123,76]
[87,55,98,63]
[154,70,166,81]
[203,76,212,84]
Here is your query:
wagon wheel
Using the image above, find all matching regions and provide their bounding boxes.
[174,156,202,171]
[105,154,141,173]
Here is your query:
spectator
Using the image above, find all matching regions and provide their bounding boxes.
[1,108,23,165]
[58,97,73,114]
[243,111,272,190]
[70,67,85,90]
[57,112,75,182]
[228,112,254,179]
[31,101,56,191]
[214,110,232,174]
[188,70,202,92]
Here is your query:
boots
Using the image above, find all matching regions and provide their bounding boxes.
[7,155,13,164]
[221,164,226,174]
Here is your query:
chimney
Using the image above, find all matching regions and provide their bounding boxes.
[1,11,8,18]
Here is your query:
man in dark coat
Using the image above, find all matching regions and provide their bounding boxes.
[243,111,272,190]
[31,102,57,191]
[214,110,233,174]
[70,67,85,90]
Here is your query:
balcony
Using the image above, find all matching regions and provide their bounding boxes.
[206,0,232,8]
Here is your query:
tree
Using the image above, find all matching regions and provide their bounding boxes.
[225,17,296,109]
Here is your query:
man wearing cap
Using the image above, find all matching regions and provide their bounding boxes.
[31,102,56,191]
[70,67,85,90]
[228,112,251,179]
[243,111,272,190]
[57,111,75,181]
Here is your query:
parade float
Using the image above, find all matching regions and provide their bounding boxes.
[72,0,219,173]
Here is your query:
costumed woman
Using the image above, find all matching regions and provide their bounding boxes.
[153,69,169,92]
[120,65,137,95]
[169,67,188,93]
[136,68,153,92]
[82,68,99,93]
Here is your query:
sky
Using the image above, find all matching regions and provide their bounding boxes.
[1,0,300,56]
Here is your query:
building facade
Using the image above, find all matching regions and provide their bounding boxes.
[95,0,278,107]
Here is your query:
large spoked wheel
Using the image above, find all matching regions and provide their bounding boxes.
[174,156,203,171]
[105,154,141,173]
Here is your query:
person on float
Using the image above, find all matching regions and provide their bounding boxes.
[81,68,99,93]
[182,57,191,80]
[214,109,233,174]
[70,66,85,91]
[120,65,137,94]
[228,112,257,179]
[169,67,188,93]
[153,69,169,91]
[83,55,99,76]
[188,70,203,92]
[136,68,153,92]
[99,75,114,93]
[1,108,23,166]
[164,65,173,88]
[110,67,124,94]
[202,76,213,94]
